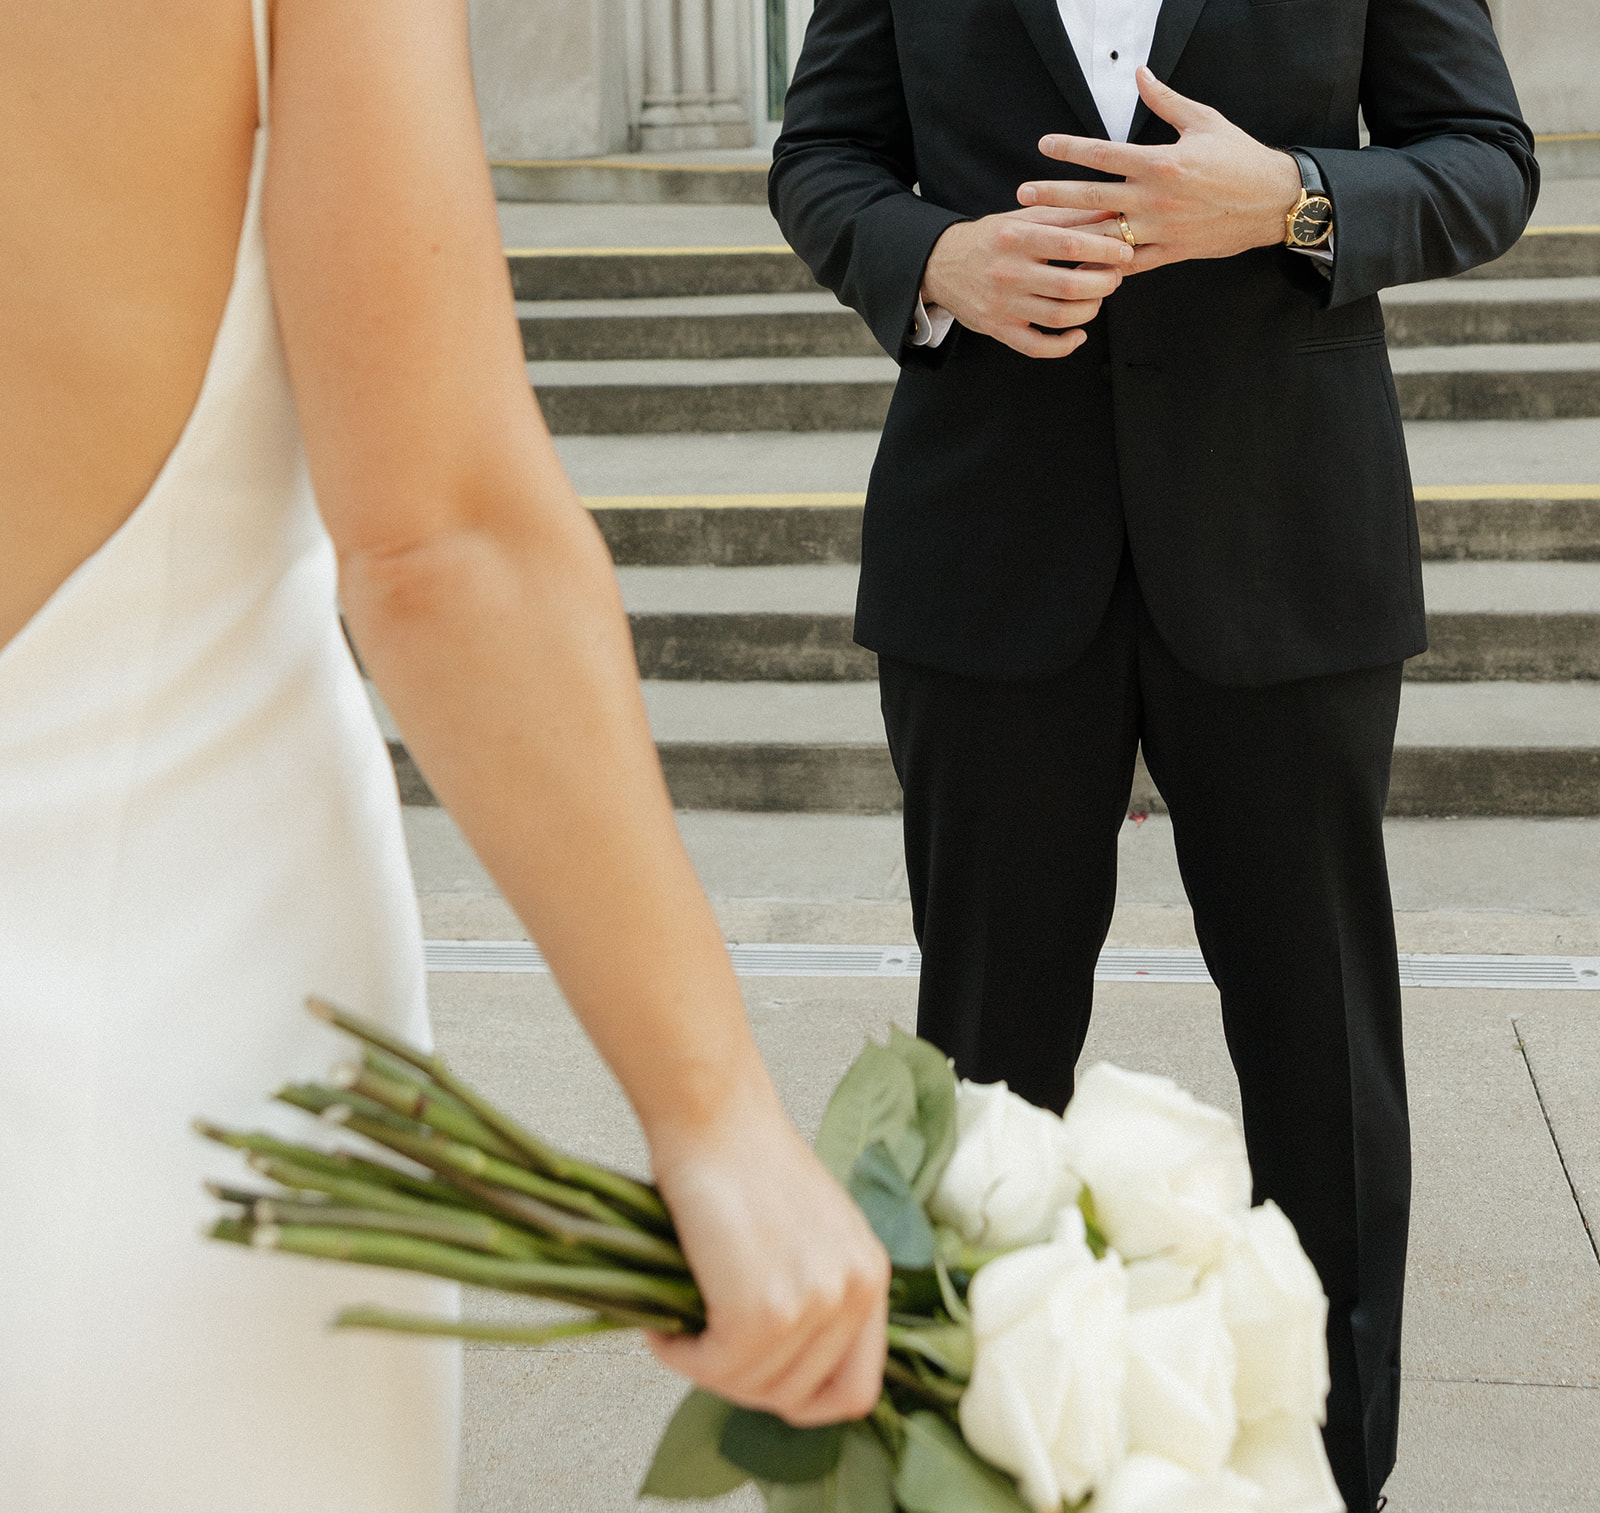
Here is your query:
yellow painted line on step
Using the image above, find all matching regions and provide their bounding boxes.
[1415,484,1600,500]
[506,245,791,257]
[585,488,1600,509]
[585,492,866,511]
[1535,132,1600,143]
[1521,224,1600,235]
[585,489,1599,508]
[492,157,766,173]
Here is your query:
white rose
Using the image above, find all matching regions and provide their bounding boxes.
[1219,1201,1331,1425]
[1124,1256,1202,1312]
[1095,1454,1265,1513]
[958,1208,1128,1511]
[1125,1277,1238,1475]
[1061,1064,1253,1268]
[930,1079,1081,1249]
[1228,1413,1343,1513]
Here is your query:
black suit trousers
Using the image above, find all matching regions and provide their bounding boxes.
[878,558,1411,1513]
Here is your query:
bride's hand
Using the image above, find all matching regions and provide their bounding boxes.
[646,1088,890,1427]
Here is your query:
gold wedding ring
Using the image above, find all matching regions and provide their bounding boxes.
[1116,212,1139,249]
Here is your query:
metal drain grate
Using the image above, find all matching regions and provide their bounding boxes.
[423,941,1600,990]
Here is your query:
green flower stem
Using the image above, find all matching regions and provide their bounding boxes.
[335,1059,528,1166]
[332,1306,629,1346]
[883,1357,962,1412]
[871,1393,906,1452]
[307,998,672,1233]
[239,1199,548,1261]
[1077,1188,1109,1260]
[242,1154,465,1219]
[212,1219,704,1323]
[206,1180,281,1209]
[886,1321,974,1383]
[934,1257,972,1327]
[276,1085,644,1233]
[446,1173,688,1273]
[194,1122,442,1203]
[360,1046,493,1127]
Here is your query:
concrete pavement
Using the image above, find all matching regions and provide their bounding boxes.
[408,808,1600,1513]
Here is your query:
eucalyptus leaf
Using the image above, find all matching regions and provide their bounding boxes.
[887,1028,959,1202]
[721,1409,845,1484]
[849,1142,937,1270]
[756,1425,896,1513]
[894,1412,1032,1513]
[814,1044,920,1186]
[888,1126,928,1188]
[641,1389,750,1500]
[835,1423,898,1513]
[759,1478,831,1513]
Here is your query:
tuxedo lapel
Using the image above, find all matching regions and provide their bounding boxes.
[1128,0,1211,141]
[1008,0,1109,139]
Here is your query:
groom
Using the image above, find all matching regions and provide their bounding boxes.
[770,1,1536,1507]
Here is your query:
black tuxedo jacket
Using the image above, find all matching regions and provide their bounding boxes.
[770,0,1537,686]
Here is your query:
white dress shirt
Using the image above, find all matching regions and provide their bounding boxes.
[909,0,1329,348]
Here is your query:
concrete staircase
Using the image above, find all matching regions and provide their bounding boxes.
[382,191,1600,818]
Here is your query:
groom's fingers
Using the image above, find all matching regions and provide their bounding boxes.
[1012,203,1124,231]
[1018,175,1145,215]
[1034,132,1150,178]
[1135,63,1218,132]
[1011,218,1134,269]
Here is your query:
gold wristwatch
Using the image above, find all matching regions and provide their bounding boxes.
[1284,149,1334,249]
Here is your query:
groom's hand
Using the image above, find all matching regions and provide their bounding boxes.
[920,207,1133,358]
[1017,65,1303,273]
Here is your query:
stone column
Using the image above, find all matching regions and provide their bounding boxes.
[468,0,632,160]
[638,0,754,150]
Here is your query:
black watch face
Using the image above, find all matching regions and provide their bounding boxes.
[1291,195,1334,247]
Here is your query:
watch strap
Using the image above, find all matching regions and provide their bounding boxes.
[1288,148,1327,197]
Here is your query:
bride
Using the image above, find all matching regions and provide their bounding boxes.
[0,1,887,1507]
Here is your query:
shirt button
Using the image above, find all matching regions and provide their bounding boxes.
[1110,50,1119,60]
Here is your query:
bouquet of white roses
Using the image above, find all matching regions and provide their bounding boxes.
[200,1004,1342,1513]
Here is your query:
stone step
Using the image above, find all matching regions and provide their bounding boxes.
[519,294,874,361]
[1392,342,1600,420]
[379,679,1600,817]
[606,562,1600,682]
[527,356,897,434]
[491,154,771,206]
[555,421,1600,514]
[1394,560,1600,679]
[504,229,1600,302]
[1381,277,1600,347]
[507,247,817,302]
[1463,226,1600,280]
[520,282,1600,361]
[587,487,1600,566]
[528,348,1600,433]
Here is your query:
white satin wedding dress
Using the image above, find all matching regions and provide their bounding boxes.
[0,5,460,1507]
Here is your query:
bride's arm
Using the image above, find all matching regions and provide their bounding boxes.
[264,0,887,1424]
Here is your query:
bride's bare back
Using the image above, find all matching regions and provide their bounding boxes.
[0,0,259,649]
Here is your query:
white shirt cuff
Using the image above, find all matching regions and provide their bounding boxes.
[909,294,957,348]
[1292,231,1335,272]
